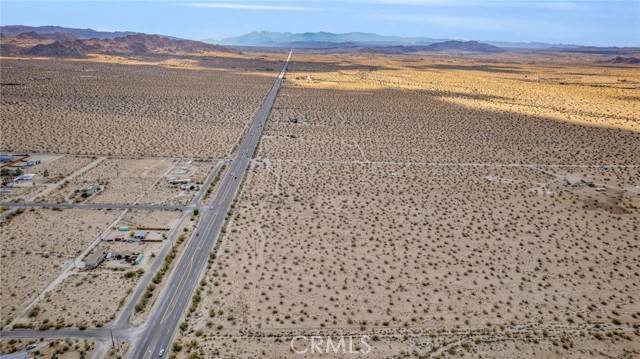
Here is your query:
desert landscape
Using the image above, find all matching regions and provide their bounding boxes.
[14,209,187,329]
[0,54,279,158]
[260,53,640,164]
[0,208,119,325]
[0,338,95,358]
[1,18,639,359]
[175,53,640,358]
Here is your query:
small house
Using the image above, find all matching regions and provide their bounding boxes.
[565,174,594,187]
[24,160,41,167]
[169,178,191,185]
[14,160,40,168]
[84,251,105,270]
[85,184,103,195]
[0,155,16,163]
[133,254,143,266]
[565,174,582,186]
[121,251,141,264]
[14,174,36,182]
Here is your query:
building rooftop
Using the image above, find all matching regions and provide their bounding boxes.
[15,174,36,181]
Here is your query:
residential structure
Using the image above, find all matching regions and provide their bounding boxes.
[84,251,105,270]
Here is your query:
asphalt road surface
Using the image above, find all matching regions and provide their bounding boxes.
[112,160,225,328]
[130,49,293,359]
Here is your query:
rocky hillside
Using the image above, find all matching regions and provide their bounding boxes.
[0,25,137,39]
[600,56,640,65]
[0,28,234,57]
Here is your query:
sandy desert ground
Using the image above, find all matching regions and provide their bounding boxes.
[0,208,118,325]
[130,210,199,324]
[24,268,143,329]
[13,209,180,328]
[1,181,44,203]
[2,49,639,358]
[174,326,638,359]
[1,155,97,203]
[30,155,95,182]
[259,53,639,164]
[178,53,640,358]
[0,56,278,158]
[29,156,215,205]
[118,209,182,230]
[44,157,172,204]
[0,338,95,358]
[141,159,217,205]
[180,162,639,356]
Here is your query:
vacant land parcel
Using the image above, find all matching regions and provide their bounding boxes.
[44,157,175,204]
[0,208,118,325]
[0,154,95,203]
[179,54,640,358]
[0,57,277,158]
[3,208,181,329]
[260,53,640,164]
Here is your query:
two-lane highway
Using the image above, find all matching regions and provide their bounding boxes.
[131,49,292,358]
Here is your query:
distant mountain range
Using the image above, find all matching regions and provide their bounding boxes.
[213,31,640,54]
[211,31,532,54]
[213,30,564,50]
[0,25,138,39]
[599,56,640,64]
[420,40,503,53]
[212,31,448,47]
[0,25,232,57]
[338,40,503,54]
[1,26,637,59]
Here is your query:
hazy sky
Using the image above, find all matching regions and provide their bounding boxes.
[1,0,639,46]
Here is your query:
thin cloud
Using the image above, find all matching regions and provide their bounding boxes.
[366,13,565,33]
[183,2,319,11]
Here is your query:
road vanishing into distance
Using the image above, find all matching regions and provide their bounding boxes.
[131,49,293,359]
[0,50,292,359]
